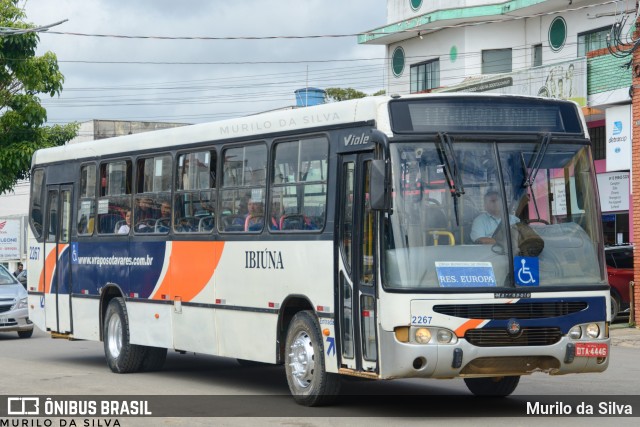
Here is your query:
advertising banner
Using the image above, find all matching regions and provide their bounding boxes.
[0,218,21,260]
[606,105,632,172]
[436,58,587,106]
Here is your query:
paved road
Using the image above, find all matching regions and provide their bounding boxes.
[0,324,638,426]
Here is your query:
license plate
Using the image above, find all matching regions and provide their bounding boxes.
[0,316,7,324]
[575,342,608,357]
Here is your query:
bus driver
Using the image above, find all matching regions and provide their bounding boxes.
[470,189,519,244]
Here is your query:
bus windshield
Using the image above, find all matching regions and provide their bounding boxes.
[383,138,606,290]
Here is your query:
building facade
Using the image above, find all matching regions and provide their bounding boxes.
[361,0,639,322]
[360,0,633,245]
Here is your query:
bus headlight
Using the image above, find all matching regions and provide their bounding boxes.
[415,328,432,344]
[569,325,582,340]
[436,329,455,344]
[585,323,600,339]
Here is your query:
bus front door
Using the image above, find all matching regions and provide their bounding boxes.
[43,184,74,334]
[337,153,378,374]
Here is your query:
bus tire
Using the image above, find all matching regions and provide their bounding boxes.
[103,297,145,373]
[610,292,621,321]
[140,347,167,372]
[284,310,341,406]
[464,376,520,397]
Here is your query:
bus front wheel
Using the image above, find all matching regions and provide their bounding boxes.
[103,297,146,373]
[464,376,520,396]
[284,310,340,406]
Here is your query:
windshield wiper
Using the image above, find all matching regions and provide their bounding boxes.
[436,132,465,197]
[524,133,551,188]
[436,132,464,225]
[522,133,552,220]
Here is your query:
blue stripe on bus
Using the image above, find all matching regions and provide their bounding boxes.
[480,296,607,334]
[70,241,166,298]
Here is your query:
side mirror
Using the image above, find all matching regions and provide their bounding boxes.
[370,159,390,210]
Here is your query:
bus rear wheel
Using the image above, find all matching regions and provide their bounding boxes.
[103,297,146,373]
[464,376,520,396]
[284,310,340,406]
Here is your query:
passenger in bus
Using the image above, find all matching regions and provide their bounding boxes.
[156,201,172,232]
[117,210,131,234]
[136,197,155,221]
[160,201,171,218]
[245,198,265,231]
[470,189,519,244]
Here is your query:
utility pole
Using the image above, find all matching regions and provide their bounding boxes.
[632,1,640,327]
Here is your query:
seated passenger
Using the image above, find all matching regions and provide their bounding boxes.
[470,189,519,244]
[245,199,264,231]
[117,210,131,234]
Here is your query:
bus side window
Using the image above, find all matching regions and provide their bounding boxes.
[219,143,267,233]
[175,150,216,233]
[78,164,97,236]
[271,137,328,232]
[135,154,172,234]
[98,160,132,234]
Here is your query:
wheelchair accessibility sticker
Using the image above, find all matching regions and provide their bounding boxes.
[71,242,79,264]
[514,256,539,286]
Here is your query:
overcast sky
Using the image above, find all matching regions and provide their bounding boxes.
[22,0,387,126]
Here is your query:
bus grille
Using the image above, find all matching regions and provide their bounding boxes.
[0,304,12,314]
[465,328,562,347]
[433,302,587,319]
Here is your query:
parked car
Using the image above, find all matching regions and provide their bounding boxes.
[0,265,33,338]
[605,245,633,320]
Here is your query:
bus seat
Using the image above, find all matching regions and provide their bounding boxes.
[423,207,452,245]
[99,214,121,234]
[198,216,215,232]
[134,218,155,233]
[113,220,126,233]
[280,214,305,230]
[222,214,245,231]
[175,216,196,232]
[155,218,170,233]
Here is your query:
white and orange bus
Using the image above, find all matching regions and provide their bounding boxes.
[27,94,610,405]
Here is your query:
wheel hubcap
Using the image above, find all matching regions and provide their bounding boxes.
[288,330,315,389]
[107,312,123,358]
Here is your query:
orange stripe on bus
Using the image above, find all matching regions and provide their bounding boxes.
[454,319,484,337]
[152,241,225,302]
[40,244,68,293]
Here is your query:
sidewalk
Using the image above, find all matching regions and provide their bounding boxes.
[610,321,640,348]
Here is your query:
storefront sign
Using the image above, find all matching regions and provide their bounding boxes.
[606,105,632,172]
[597,171,629,212]
[0,218,21,260]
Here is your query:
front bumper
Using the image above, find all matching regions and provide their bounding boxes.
[0,307,34,333]
[378,328,610,379]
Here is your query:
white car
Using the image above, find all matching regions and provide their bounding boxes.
[0,265,33,338]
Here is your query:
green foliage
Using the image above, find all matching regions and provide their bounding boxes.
[325,87,367,102]
[0,0,77,194]
[324,87,386,102]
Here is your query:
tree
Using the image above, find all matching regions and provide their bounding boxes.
[0,0,78,194]
[324,87,386,102]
